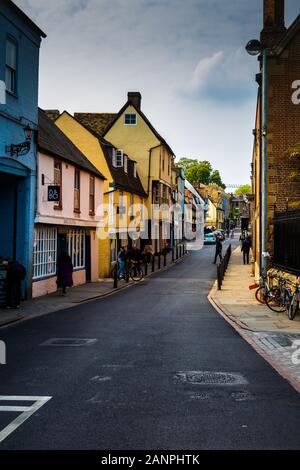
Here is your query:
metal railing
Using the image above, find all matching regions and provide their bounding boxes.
[217,244,232,290]
[273,210,300,276]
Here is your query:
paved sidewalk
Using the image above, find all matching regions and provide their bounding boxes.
[209,244,300,393]
[0,250,185,329]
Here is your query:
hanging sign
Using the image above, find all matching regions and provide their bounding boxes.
[47,185,60,202]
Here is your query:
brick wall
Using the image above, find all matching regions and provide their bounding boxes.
[265,27,300,251]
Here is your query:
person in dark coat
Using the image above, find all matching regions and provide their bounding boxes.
[241,236,251,265]
[129,246,142,264]
[213,237,223,264]
[3,260,26,309]
[57,251,73,295]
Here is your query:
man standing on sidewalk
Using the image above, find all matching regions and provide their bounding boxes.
[241,236,251,265]
[213,237,223,264]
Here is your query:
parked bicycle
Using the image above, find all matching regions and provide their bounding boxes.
[265,275,288,313]
[128,260,144,282]
[255,273,274,304]
[286,283,300,320]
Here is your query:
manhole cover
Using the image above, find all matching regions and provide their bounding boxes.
[231,391,254,401]
[40,338,98,347]
[174,371,248,386]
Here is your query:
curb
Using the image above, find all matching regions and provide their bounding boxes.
[208,281,300,395]
[0,254,187,330]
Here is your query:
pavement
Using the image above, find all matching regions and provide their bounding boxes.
[1,239,300,449]
[0,250,183,330]
[209,238,300,393]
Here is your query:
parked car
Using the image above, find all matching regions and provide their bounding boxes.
[204,233,216,245]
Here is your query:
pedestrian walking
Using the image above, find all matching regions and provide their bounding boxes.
[117,247,126,279]
[239,230,246,247]
[3,259,26,309]
[57,251,73,295]
[241,236,251,265]
[213,237,223,264]
[142,243,153,264]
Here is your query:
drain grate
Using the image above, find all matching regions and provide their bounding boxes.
[40,338,98,347]
[174,371,248,386]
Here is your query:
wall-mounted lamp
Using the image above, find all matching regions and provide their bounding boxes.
[5,124,33,157]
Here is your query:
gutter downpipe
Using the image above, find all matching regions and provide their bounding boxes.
[261,47,267,277]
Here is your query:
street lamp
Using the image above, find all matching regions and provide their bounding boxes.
[246,39,268,276]
[5,124,33,157]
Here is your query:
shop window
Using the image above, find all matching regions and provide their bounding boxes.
[33,226,57,279]
[67,229,85,269]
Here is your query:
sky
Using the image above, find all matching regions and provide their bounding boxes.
[16,0,300,188]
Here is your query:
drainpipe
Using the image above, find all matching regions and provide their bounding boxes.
[261,48,267,276]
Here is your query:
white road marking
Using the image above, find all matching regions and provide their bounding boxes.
[0,396,52,443]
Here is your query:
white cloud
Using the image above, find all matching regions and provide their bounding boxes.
[188,52,224,92]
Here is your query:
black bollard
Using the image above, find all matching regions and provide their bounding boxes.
[113,264,118,288]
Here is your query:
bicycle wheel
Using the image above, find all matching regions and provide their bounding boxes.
[288,294,299,320]
[129,265,143,282]
[266,287,286,313]
[255,286,267,304]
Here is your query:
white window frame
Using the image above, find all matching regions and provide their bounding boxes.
[109,191,115,226]
[33,226,57,279]
[119,191,124,219]
[124,113,137,125]
[112,148,124,167]
[5,37,17,95]
[67,229,85,269]
[124,155,128,173]
[133,162,137,178]
[140,197,144,222]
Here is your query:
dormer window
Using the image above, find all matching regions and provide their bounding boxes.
[133,162,137,178]
[124,113,137,125]
[112,148,124,167]
[124,155,128,173]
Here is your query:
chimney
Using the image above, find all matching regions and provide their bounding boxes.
[127,92,142,110]
[261,0,286,48]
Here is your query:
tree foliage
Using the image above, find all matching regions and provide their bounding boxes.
[177,157,225,189]
[234,184,251,196]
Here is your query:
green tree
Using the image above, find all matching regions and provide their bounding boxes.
[177,157,225,188]
[177,157,199,172]
[235,184,251,196]
[185,163,211,185]
[210,170,226,189]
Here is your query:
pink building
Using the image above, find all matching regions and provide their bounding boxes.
[32,109,105,298]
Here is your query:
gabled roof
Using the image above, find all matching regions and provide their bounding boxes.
[38,109,105,180]
[75,97,176,157]
[4,0,46,38]
[272,14,300,55]
[184,180,204,205]
[75,113,117,136]
[56,111,147,198]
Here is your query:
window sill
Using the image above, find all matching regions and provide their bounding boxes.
[6,90,18,99]
[54,205,63,211]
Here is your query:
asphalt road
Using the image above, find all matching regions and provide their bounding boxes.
[0,241,300,450]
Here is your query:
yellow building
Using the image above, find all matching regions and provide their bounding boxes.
[53,111,147,278]
[74,92,175,253]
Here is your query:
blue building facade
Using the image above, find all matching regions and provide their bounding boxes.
[0,0,45,298]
